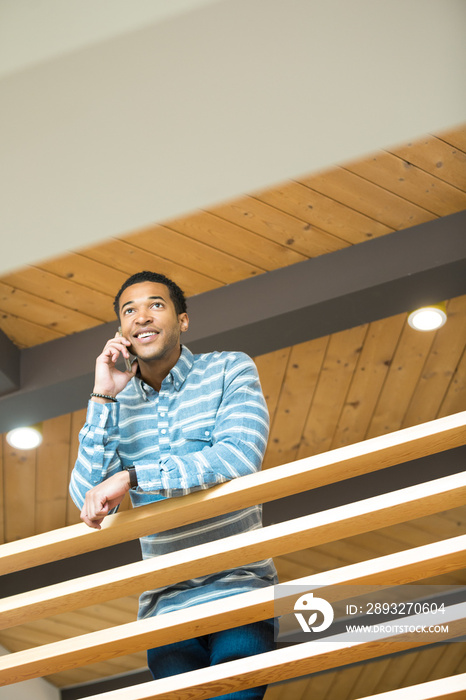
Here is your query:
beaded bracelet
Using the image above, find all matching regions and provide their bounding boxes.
[90,392,117,402]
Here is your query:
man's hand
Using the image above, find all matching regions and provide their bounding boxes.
[81,471,131,529]
[93,332,137,399]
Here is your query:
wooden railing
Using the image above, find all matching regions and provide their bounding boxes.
[0,411,465,699]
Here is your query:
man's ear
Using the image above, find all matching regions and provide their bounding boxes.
[179,313,189,333]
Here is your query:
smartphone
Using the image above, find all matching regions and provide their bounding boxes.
[118,327,133,372]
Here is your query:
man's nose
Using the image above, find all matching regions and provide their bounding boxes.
[135,308,152,323]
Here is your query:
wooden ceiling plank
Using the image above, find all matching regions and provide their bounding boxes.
[323,662,365,700]
[344,520,461,562]
[264,337,328,469]
[298,167,437,232]
[435,124,466,153]
[15,615,93,642]
[274,560,315,584]
[66,409,87,527]
[438,346,466,419]
[57,602,137,629]
[254,347,291,428]
[373,520,453,551]
[108,596,140,615]
[1,267,114,324]
[297,324,369,459]
[35,416,72,536]
[373,651,422,696]
[403,296,466,429]
[209,195,348,258]
[265,675,314,700]
[281,545,346,572]
[400,646,451,694]
[46,655,148,688]
[168,210,307,271]
[365,324,438,440]
[3,437,36,544]
[428,643,466,682]
[403,512,466,541]
[80,239,220,297]
[436,505,466,526]
[0,282,102,335]
[314,537,387,565]
[388,136,466,192]
[331,530,405,561]
[344,151,466,217]
[38,253,129,297]
[121,225,262,283]
[0,311,64,349]
[347,656,392,700]
[298,669,337,700]
[331,314,406,450]
[255,181,393,244]
[276,547,338,576]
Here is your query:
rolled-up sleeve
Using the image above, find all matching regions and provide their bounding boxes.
[69,400,122,509]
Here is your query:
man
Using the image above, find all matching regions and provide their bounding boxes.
[69,270,277,699]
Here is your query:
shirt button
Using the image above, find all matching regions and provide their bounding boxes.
[161,429,167,434]
[205,431,210,436]
[159,412,165,417]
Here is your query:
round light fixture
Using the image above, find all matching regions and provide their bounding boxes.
[6,424,43,450]
[407,303,447,332]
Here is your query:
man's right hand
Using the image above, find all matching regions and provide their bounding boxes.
[92,332,137,400]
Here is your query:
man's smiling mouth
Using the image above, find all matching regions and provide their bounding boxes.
[135,331,159,340]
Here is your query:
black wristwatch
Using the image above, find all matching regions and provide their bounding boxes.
[124,466,138,490]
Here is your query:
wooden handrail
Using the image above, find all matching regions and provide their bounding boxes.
[1,411,465,575]
[0,412,464,697]
[1,472,465,629]
[1,533,464,685]
[46,605,466,700]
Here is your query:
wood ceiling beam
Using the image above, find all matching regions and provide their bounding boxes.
[0,211,465,434]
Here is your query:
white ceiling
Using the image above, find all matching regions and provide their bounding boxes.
[0,0,221,78]
[0,0,465,275]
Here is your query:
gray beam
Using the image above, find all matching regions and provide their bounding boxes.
[0,211,465,433]
[0,329,20,396]
[184,210,466,355]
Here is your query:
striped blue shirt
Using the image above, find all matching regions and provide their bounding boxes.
[70,346,277,618]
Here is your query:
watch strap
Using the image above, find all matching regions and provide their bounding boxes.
[124,466,138,489]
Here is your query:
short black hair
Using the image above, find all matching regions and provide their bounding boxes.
[113,271,187,318]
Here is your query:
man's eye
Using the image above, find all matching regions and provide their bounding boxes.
[124,308,134,315]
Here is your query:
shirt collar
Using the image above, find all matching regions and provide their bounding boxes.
[134,345,193,398]
[169,345,193,391]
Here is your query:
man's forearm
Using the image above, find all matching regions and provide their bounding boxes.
[69,399,122,509]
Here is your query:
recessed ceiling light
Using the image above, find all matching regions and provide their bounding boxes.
[407,303,447,332]
[6,424,43,450]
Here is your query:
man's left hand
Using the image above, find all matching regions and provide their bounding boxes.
[81,471,130,529]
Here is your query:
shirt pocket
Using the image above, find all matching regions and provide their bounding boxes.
[181,424,214,451]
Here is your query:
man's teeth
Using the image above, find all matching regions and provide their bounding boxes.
[138,332,157,339]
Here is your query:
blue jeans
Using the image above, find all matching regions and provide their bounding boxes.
[147,619,276,699]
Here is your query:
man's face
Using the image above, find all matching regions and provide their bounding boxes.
[118,282,188,365]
